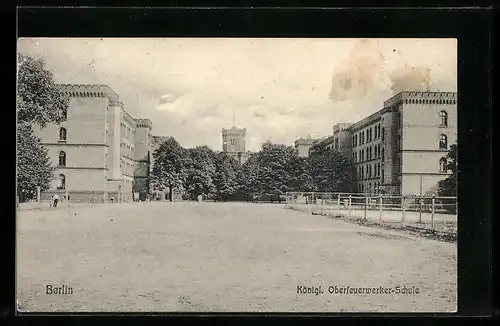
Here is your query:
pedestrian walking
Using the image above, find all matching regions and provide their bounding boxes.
[52,194,60,208]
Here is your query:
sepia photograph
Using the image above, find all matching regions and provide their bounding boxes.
[16,38,457,313]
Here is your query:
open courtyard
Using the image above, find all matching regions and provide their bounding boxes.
[17,201,457,313]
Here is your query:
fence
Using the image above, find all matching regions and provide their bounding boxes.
[285,192,457,235]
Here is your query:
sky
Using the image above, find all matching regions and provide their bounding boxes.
[17,38,457,152]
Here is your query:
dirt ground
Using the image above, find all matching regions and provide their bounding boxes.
[16,201,457,313]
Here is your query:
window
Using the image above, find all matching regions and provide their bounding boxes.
[439,111,448,127]
[381,169,385,182]
[59,127,67,141]
[382,148,385,162]
[439,158,447,172]
[57,174,66,190]
[439,134,448,149]
[58,151,66,166]
[381,127,385,141]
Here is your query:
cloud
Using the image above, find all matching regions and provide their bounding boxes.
[389,66,431,93]
[158,93,179,105]
[329,39,387,102]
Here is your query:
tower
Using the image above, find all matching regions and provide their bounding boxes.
[221,126,249,164]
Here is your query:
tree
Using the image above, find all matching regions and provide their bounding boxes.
[236,153,260,201]
[213,152,240,201]
[308,144,355,193]
[287,153,315,193]
[17,53,70,128]
[17,124,55,202]
[184,146,217,200]
[16,53,70,202]
[254,142,295,202]
[150,137,189,201]
[438,142,458,197]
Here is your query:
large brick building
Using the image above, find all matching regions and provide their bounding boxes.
[312,91,457,196]
[32,84,158,202]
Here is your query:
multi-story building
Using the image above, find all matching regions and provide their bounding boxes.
[313,91,457,196]
[32,84,157,202]
[294,136,317,158]
[221,125,251,164]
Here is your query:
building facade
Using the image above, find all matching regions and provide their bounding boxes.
[221,126,250,164]
[32,84,157,202]
[313,91,457,196]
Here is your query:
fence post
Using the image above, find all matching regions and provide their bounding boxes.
[337,194,341,215]
[379,194,383,222]
[431,195,436,231]
[418,196,423,223]
[348,195,352,218]
[364,196,368,220]
[401,195,406,224]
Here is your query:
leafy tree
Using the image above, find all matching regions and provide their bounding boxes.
[17,124,55,202]
[438,142,458,197]
[16,53,70,202]
[184,146,217,200]
[17,53,70,128]
[213,152,240,201]
[287,153,315,193]
[236,153,260,201]
[150,137,189,201]
[254,142,295,202]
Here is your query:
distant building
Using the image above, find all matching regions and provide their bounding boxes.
[32,84,158,202]
[294,136,317,158]
[312,91,457,196]
[221,126,250,164]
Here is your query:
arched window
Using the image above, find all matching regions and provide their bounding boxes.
[59,151,66,166]
[57,174,66,190]
[439,158,447,172]
[381,127,385,141]
[439,110,448,127]
[382,148,385,162]
[59,127,67,141]
[439,134,448,149]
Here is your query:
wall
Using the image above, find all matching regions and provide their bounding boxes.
[222,127,246,152]
[380,110,399,194]
[400,93,457,195]
[402,174,447,196]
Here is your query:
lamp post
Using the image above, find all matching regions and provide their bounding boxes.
[419,173,423,223]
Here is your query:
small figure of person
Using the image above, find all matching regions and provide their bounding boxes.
[197,194,203,202]
[110,196,115,203]
[52,194,60,208]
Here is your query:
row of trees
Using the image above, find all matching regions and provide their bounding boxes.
[150,138,355,202]
[17,53,70,203]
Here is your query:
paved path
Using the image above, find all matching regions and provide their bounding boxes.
[17,202,457,313]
